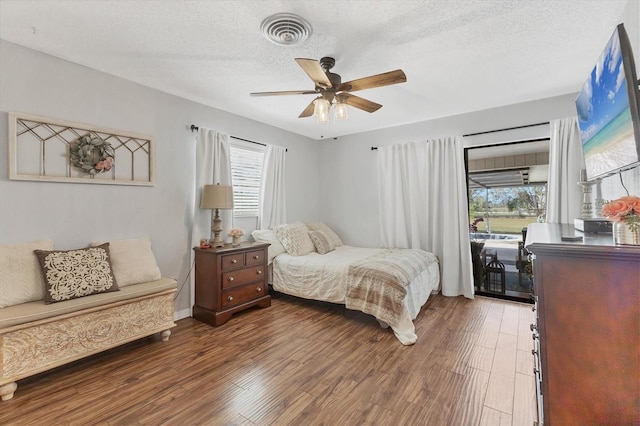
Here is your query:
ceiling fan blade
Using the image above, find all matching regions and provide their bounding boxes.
[341,93,382,113]
[295,58,332,88]
[299,100,316,118]
[250,90,317,96]
[338,69,406,92]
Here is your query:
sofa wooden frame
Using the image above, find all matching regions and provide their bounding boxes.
[0,287,176,401]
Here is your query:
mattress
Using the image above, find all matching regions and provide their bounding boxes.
[272,245,440,345]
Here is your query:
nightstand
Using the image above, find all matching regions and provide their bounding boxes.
[193,242,271,326]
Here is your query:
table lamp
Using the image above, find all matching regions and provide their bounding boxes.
[200,183,234,248]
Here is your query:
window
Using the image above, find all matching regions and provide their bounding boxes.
[229,142,264,217]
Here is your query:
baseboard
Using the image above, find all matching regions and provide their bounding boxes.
[174,308,192,321]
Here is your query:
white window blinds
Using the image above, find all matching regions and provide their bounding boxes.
[229,142,264,217]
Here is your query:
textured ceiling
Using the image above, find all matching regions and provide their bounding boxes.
[0,0,635,140]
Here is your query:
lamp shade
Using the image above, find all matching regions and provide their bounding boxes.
[200,184,234,209]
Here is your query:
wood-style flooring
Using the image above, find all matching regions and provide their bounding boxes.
[1,292,536,425]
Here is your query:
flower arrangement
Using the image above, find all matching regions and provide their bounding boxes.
[602,195,640,231]
[228,228,244,237]
[69,135,115,176]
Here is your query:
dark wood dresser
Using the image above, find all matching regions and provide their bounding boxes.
[193,242,271,326]
[525,223,640,425]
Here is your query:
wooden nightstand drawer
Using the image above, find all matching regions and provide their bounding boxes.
[221,253,245,271]
[222,266,265,288]
[222,282,266,308]
[245,249,265,266]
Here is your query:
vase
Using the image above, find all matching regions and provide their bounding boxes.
[232,236,242,246]
[613,221,640,245]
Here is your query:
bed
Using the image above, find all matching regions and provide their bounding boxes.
[253,223,440,345]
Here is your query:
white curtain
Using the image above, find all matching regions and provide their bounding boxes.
[546,117,585,223]
[377,136,474,298]
[258,145,287,229]
[189,127,232,305]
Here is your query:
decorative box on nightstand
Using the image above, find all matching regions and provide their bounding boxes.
[193,242,271,326]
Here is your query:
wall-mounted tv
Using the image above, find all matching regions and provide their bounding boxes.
[575,23,640,181]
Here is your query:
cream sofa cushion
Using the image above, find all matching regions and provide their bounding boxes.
[275,222,315,256]
[92,236,161,287]
[306,222,344,247]
[0,239,54,308]
[251,229,286,263]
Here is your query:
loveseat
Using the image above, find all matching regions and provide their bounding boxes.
[0,237,177,401]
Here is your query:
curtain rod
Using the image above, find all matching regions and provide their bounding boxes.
[463,121,549,137]
[190,124,287,151]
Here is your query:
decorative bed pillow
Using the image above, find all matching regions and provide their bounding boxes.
[309,230,336,255]
[91,236,161,286]
[251,229,286,263]
[35,243,119,304]
[306,222,344,247]
[275,222,315,256]
[0,239,54,308]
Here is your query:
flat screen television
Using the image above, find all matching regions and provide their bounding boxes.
[575,23,640,181]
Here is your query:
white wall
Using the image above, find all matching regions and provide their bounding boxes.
[319,92,640,247]
[0,40,319,316]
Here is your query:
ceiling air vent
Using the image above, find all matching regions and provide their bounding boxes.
[261,13,312,46]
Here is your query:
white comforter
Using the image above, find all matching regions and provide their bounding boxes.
[272,246,440,345]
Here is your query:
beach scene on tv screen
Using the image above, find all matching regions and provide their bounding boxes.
[576,28,639,179]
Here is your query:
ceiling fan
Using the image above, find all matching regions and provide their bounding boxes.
[250,57,407,118]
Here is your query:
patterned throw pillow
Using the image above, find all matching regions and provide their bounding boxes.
[275,222,315,256]
[34,243,119,304]
[306,222,343,247]
[309,230,336,255]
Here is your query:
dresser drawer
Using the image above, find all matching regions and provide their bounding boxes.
[222,282,266,308]
[245,249,265,266]
[221,253,245,271]
[222,266,265,288]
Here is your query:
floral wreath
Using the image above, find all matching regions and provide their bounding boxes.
[69,135,115,175]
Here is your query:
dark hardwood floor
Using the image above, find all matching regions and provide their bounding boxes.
[1,292,536,425]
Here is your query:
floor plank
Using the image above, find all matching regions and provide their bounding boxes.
[0,292,536,425]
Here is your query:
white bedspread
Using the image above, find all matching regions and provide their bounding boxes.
[272,246,440,345]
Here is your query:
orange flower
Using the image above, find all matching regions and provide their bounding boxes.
[602,196,640,222]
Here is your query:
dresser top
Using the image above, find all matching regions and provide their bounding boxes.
[525,223,640,258]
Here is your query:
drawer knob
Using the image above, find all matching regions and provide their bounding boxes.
[533,367,539,375]
[256,287,262,292]
[256,270,262,275]
[529,323,537,332]
[228,276,234,282]
[253,255,260,259]
[531,349,538,356]
[227,296,233,302]
[531,305,536,312]
[532,333,538,341]
[231,259,238,264]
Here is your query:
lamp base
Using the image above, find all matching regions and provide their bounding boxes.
[211,209,226,248]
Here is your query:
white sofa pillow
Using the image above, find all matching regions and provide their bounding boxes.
[275,223,315,256]
[251,229,286,264]
[92,236,161,287]
[306,222,344,247]
[0,239,54,308]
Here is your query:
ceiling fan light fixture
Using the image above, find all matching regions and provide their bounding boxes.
[334,102,349,120]
[261,13,312,46]
[313,98,330,123]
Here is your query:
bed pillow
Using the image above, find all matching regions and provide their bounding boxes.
[306,222,343,247]
[35,243,119,304]
[251,229,286,263]
[0,239,55,308]
[309,230,336,255]
[275,222,315,256]
[91,236,161,286]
